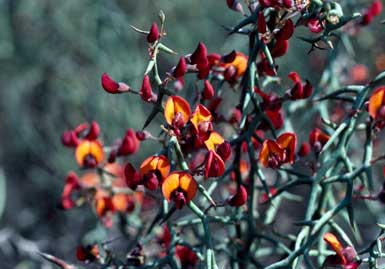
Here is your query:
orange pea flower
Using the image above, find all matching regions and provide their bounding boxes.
[75,140,105,168]
[162,171,198,209]
[323,233,360,269]
[190,104,213,137]
[276,133,297,164]
[309,128,330,153]
[368,87,385,120]
[259,132,297,168]
[164,96,191,129]
[220,52,248,82]
[204,131,225,151]
[140,155,170,190]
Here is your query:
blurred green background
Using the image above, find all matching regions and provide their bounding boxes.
[0,0,384,268]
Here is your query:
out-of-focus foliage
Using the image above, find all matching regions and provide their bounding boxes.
[0,0,384,268]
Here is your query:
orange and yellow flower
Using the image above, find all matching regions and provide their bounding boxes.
[190,104,213,137]
[75,140,105,168]
[164,96,191,129]
[140,155,170,190]
[162,171,198,209]
[204,132,225,152]
[259,133,297,168]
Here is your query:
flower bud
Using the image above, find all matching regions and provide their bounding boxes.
[139,75,155,103]
[101,73,120,94]
[124,163,141,190]
[298,142,311,157]
[136,130,151,141]
[228,185,248,207]
[118,129,140,156]
[226,0,245,15]
[61,130,79,147]
[190,42,208,65]
[147,22,160,43]
[101,73,130,94]
[85,121,100,140]
[288,82,303,100]
[173,57,187,78]
[302,80,313,98]
[202,80,215,100]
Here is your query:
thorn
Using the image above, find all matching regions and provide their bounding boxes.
[38,252,78,269]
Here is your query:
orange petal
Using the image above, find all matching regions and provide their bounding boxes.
[190,104,212,132]
[164,96,191,126]
[162,172,181,201]
[112,194,128,212]
[75,140,104,167]
[232,52,248,78]
[140,155,170,179]
[95,197,113,217]
[178,173,198,202]
[259,140,284,167]
[80,172,100,188]
[323,233,346,264]
[369,87,385,119]
[204,132,225,151]
[277,132,297,164]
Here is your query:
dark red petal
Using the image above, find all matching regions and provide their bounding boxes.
[147,22,160,43]
[228,185,248,207]
[202,80,215,100]
[85,121,100,140]
[275,19,294,40]
[258,12,267,33]
[190,42,208,65]
[139,75,154,102]
[101,73,120,94]
[173,57,187,78]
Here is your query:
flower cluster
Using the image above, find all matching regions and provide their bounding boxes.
[53,1,385,269]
